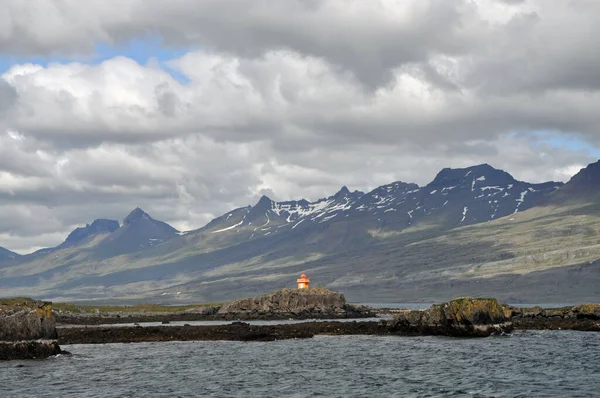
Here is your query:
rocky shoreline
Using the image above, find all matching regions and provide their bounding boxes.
[506,304,600,332]
[54,287,375,325]
[0,298,65,360]
[53,306,375,325]
[3,294,600,359]
[54,299,600,336]
[389,297,513,337]
[57,298,517,344]
[0,340,63,361]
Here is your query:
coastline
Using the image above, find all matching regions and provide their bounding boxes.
[4,295,599,357]
[58,321,389,344]
[54,302,600,345]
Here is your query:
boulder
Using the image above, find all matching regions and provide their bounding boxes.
[0,298,58,341]
[388,297,513,337]
[0,341,62,361]
[0,298,62,360]
[217,287,374,320]
[570,304,600,320]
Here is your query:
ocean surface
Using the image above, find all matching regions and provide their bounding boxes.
[2,330,599,397]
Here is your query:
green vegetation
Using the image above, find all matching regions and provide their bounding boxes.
[0,297,41,311]
[0,297,33,305]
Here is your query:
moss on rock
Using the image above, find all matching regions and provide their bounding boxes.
[0,298,57,341]
[1,297,62,360]
[389,297,512,337]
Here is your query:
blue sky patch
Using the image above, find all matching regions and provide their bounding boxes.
[0,36,191,83]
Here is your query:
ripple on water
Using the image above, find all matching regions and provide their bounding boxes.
[1,331,599,397]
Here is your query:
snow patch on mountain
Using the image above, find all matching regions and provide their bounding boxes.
[212,220,245,234]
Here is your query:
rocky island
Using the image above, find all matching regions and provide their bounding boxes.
[216,286,375,320]
[53,286,374,325]
[0,298,64,360]
[389,297,512,337]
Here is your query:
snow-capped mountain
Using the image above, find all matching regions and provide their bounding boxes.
[197,164,562,242]
[4,162,598,304]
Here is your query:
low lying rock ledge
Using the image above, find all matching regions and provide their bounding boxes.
[505,303,600,331]
[57,322,390,344]
[0,340,62,361]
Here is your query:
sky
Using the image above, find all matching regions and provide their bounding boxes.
[1,0,600,254]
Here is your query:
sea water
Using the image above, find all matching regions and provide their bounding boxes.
[1,330,599,397]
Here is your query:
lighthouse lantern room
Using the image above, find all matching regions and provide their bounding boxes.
[297,273,310,289]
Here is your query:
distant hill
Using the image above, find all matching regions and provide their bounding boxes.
[2,161,600,304]
[57,219,120,250]
[93,208,179,257]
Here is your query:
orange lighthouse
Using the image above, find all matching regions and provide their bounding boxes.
[297,273,310,289]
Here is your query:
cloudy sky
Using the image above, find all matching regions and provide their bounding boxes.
[1,0,599,253]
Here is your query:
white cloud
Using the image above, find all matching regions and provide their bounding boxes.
[0,0,599,252]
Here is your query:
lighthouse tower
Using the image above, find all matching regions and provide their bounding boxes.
[297,273,310,289]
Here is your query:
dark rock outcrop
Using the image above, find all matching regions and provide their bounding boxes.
[0,341,62,361]
[505,303,600,331]
[0,298,62,360]
[53,305,221,325]
[57,321,390,344]
[388,297,513,337]
[217,287,375,320]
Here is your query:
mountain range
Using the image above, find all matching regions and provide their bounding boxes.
[1,161,599,304]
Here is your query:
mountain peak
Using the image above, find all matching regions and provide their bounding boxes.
[63,218,120,247]
[254,195,274,209]
[429,163,516,188]
[334,186,351,199]
[124,207,152,224]
[562,160,600,193]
